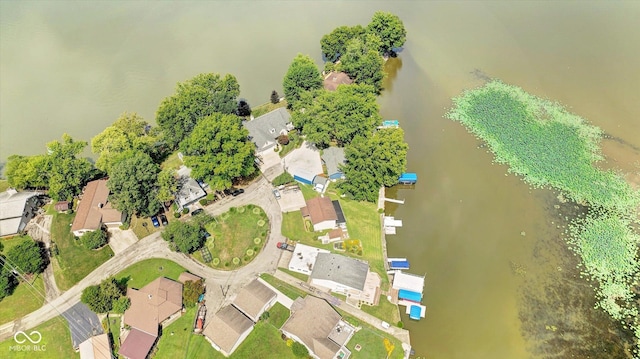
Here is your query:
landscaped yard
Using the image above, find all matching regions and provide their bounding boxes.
[160,150,184,171]
[192,205,268,270]
[50,213,114,290]
[360,294,401,325]
[345,325,404,359]
[155,306,220,359]
[0,316,79,359]
[115,258,185,289]
[0,274,44,323]
[265,302,290,328]
[251,99,288,118]
[129,213,162,240]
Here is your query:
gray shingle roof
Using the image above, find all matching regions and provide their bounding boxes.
[321,147,345,177]
[203,305,254,354]
[243,108,292,151]
[310,253,369,291]
[232,279,276,322]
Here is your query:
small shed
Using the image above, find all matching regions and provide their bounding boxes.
[54,201,71,212]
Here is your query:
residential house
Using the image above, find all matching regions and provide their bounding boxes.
[321,147,346,180]
[0,189,39,237]
[175,166,206,211]
[318,228,347,245]
[119,277,183,359]
[79,334,113,359]
[300,197,346,232]
[281,296,354,359]
[203,305,254,357]
[287,243,330,275]
[323,72,353,92]
[71,179,124,237]
[243,107,293,155]
[310,253,368,295]
[231,278,276,322]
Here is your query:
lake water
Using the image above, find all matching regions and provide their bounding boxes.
[2,2,639,358]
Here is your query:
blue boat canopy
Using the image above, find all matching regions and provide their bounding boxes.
[398,172,417,184]
[409,305,422,320]
[389,260,410,269]
[398,289,422,302]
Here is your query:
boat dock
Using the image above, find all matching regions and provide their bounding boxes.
[388,258,410,270]
[392,271,426,321]
[398,172,417,185]
[383,197,405,204]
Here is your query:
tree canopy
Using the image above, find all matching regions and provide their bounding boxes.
[161,221,203,253]
[107,152,161,217]
[5,154,49,190]
[81,229,108,250]
[156,73,240,148]
[183,279,205,307]
[7,238,46,274]
[157,169,178,209]
[91,112,160,173]
[80,277,126,313]
[292,84,381,148]
[282,54,323,108]
[320,25,366,62]
[339,129,408,202]
[180,113,256,191]
[236,99,251,117]
[366,11,407,55]
[340,34,385,93]
[0,256,18,302]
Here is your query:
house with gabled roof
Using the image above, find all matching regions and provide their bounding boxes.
[243,107,293,155]
[119,277,183,359]
[71,179,123,237]
[321,147,346,180]
[0,188,40,237]
[79,333,113,359]
[203,305,254,357]
[281,296,354,359]
[231,278,276,322]
[301,197,346,232]
[323,72,353,92]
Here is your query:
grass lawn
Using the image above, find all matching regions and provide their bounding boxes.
[0,316,79,359]
[155,307,220,359]
[277,268,309,282]
[360,294,401,324]
[103,315,120,357]
[299,183,320,201]
[192,205,268,270]
[51,213,114,291]
[229,321,297,359]
[0,275,44,323]
[0,180,9,192]
[278,131,303,158]
[160,151,184,171]
[250,99,288,118]
[259,273,307,301]
[129,213,162,240]
[346,325,404,359]
[265,302,290,328]
[115,258,185,289]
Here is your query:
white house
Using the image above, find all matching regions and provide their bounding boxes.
[203,305,254,357]
[310,253,369,295]
[0,188,39,237]
[231,279,277,323]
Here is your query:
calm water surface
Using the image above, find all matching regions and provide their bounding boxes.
[2,2,639,358]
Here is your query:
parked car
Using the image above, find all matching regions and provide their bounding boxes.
[272,189,281,200]
[151,216,160,227]
[200,230,211,239]
[192,208,204,216]
[277,242,294,251]
[159,214,168,226]
[231,188,244,196]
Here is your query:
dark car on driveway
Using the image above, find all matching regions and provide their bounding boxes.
[277,242,294,251]
[159,214,168,226]
[231,188,244,197]
[192,208,204,216]
[151,216,160,227]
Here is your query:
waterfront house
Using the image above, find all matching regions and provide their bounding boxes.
[0,188,40,237]
[321,147,346,180]
[323,71,353,92]
[243,107,293,155]
[71,179,124,237]
[300,197,346,232]
[175,166,206,211]
[309,253,380,306]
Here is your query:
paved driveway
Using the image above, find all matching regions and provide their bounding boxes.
[282,141,323,176]
[108,228,138,254]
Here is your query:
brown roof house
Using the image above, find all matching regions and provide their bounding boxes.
[301,197,346,232]
[119,277,183,359]
[79,333,113,359]
[203,305,254,357]
[231,279,276,322]
[178,271,202,284]
[71,179,124,237]
[323,71,353,91]
[281,296,355,359]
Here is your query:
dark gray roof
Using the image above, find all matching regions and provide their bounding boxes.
[62,302,104,349]
[310,253,368,291]
[243,108,292,151]
[331,200,346,225]
[321,147,345,176]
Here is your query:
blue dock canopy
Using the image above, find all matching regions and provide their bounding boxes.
[398,289,422,302]
[398,173,417,184]
[389,260,410,270]
[382,120,399,128]
[409,305,422,320]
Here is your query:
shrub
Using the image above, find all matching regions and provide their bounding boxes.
[182,208,189,214]
[246,249,254,256]
[212,258,220,266]
[272,172,294,187]
[277,134,290,145]
[174,212,181,218]
[397,321,404,328]
[232,257,240,265]
[254,238,262,245]
[292,341,309,357]
[81,229,108,250]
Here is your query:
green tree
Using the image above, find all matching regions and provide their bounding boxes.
[7,238,45,274]
[340,129,408,202]
[340,34,385,93]
[157,169,178,211]
[161,221,203,253]
[282,54,323,108]
[366,11,407,55]
[81,285,111,313]
[156,73,240,148]
[107,152,161,217]
[112,296,131,314]
[80,229,108,250]
[270,90,280,104]
[0,257,18,302]
[236,99,251,117]
[320,25,366,62]
[292,84,381,148]
[183,279,205,307]
[291,341,309,357]
[91,112,160,173]
[47,134,94,201]
[5,155,49,189]
[180,113,256,191]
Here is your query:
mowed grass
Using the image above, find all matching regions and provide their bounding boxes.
[160,150,184,171]
[0,180,10,192]
[0,275,44,323]
[265,302,290,328]
[360,294,401,324]
[104,315,120,357]
[192,205,268,270]
[250,99,288,118]
[260,273,307,301]
[155,306,220,359]
[115,258,185,289]
[129,214,161,240]
[0,316,79,359]
[345,325,404,359]
[51,213,114,290]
